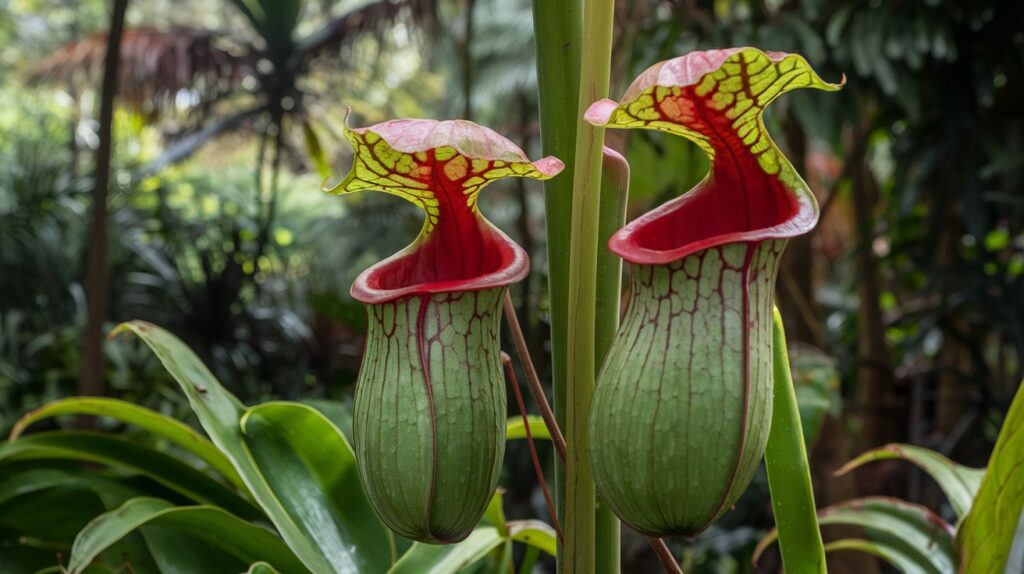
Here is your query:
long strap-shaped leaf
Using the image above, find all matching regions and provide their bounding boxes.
[764,307,827,572]
[113,321,390,574]
[823,539,940,573]
[958,379,1024,573]
[387,527,505,574]
[0,431,260,521]
[505,416,552,441]
[9,396,244,491]
[67,497,306,574]
[837,442,984,520]
[755,497,957,573]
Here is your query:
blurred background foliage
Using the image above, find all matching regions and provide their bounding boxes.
[0,0,1021,571]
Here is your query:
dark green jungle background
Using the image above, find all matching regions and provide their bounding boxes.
[1,0,1021,571]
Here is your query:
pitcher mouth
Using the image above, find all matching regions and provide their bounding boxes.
[328,113,561,304]
[608,169,818,266]
[351,220,528,304]
[584,48,841,266]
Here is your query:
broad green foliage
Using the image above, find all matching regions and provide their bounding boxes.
[755,497,957,573]
[586,47,840,537]
[240,403,395,571]
[0,431,261,520]
[838,443,984,520]
[66,497,306,574]
[2,322,558,573]
[113,321,391,574]
[10,396,242,489]
[959,381,1024,573]
[758,382,1024,572]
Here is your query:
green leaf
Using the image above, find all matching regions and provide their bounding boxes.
[241,402,394,572]
[507,520,557,557]
[302,120,330,179]
[481,490,508,536]
[228,0,302,54]
[303,398,353,444]
[0,482,160,573]
[790,346,841,448]
[824,538,937,573]
[0,431,260,521]
[113,321,387,574]
[9,397,243,491]
[756,497,957,573]
[247,562,283,574]
[959,380,1024,572]
[0,464,91,507]
[763,309,827,572]
[504,415,551,441]
[67,498,306,574]
[387,527,506,574]
[837,443,984,519]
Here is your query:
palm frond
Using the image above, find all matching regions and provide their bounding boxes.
[292,0,435,66]
[29,26,252,119]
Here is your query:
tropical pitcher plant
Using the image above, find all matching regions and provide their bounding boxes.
[324,46,841,570]
[324,115,563,542]
[8,2,1022,572]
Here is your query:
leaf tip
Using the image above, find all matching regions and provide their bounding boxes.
[108,321,140,340]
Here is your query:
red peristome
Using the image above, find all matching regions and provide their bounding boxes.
[334,114,562,304]
[353,193,529,304]
[609,138,807,266]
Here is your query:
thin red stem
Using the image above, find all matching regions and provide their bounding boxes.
[646,536,684,574]
[502,292,567,460]
[502,353,563,541]
[503,293,684,573]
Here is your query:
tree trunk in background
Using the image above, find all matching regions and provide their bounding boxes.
[460,0,475,120]
[779,112,819,343]
[79,0,129,406]
[851,129,902,458]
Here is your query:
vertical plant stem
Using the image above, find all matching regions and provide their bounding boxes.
[564,0,616,570]
[530,0,581,551]
[765,307,827,572]
[460,0,476,119]
[594,148,628,572]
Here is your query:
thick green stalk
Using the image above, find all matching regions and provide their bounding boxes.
[531,0,581,537]
[564,0,616,570]
[765,307,827,572]
[594,148,628,573]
